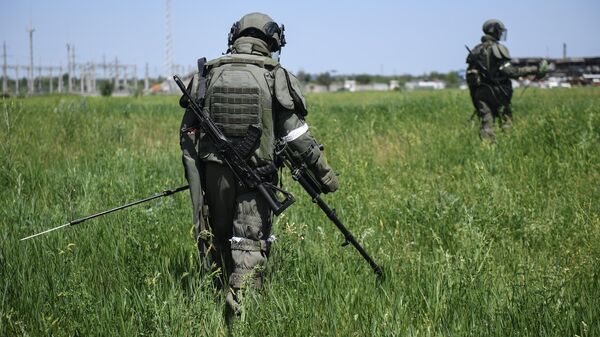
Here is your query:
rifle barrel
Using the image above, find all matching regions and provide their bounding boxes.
[314,194,384,277]
[291,164,383,278]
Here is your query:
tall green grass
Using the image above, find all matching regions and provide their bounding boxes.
[1,88,599,336]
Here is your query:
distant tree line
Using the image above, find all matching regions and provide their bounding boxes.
[295,70,463,89]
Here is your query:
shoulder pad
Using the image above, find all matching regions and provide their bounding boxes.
[206,54,279,69]
[274,67,307,115]
[274,68,293,110]
[492,43,511,60]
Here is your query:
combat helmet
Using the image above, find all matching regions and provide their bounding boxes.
[482,19,507,41]
[228,12,286,52]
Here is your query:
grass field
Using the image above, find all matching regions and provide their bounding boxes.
[1,88,599,336]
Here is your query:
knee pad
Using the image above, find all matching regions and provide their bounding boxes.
[229,236,275,288]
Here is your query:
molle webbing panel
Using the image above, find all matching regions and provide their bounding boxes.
[210,87,260,137]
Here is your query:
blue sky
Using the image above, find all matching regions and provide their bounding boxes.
[1,0,599,77]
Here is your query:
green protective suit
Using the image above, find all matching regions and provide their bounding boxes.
[466,34,539,139]
[179,36,338,306]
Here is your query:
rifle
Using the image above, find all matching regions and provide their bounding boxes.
[173,74,295,216]
[21,185,190,241]
[277,143,384,278]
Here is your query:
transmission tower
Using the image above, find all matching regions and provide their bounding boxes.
[165,0,174,79]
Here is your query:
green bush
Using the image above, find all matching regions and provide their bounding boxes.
[99,81,114,97]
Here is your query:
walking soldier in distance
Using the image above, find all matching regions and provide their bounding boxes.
[466,19,548,140]
[178,12,338,312]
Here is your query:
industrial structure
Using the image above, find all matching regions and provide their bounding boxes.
[1,41,148,97]
[512,56,600,87]
[1,0,185,97]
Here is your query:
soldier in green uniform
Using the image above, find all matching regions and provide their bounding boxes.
[179,12,338,312]
[466,19,548,140]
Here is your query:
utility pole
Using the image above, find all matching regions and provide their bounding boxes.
[58,65,63,93]
[102,54,107,78]
[123,65,128,89]
[80,62,84,94]
[66,44,72,92]
[27,25,35,95]
[144,63,149,91]
[114,57,119,90]
[132,65,138,91]
[165,0,174,83]
[15,66,20,95]
[72,45,79,93]
[37,65,42,92]
[49,67,53,93]
[2,41,7,95]
[91,63,96,93]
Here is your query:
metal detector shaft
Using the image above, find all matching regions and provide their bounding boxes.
[20,185,189,241]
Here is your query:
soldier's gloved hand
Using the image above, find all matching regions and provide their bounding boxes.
[536,59,548,79]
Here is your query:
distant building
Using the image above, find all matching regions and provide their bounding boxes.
[304,82,343,93]
[583,74,600,85]
[405,80,446,90]
[341,80,390,92]
[511,57,600,86]
[343,80,357,92]
[305,80,391,93]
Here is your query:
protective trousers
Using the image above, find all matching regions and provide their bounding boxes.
[202,162,273,300]
[474,85,512,140]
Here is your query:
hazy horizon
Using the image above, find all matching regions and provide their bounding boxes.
[1,0,599,77]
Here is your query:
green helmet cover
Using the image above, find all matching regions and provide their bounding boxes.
[228,12,286,52]
[482,19,507,41]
